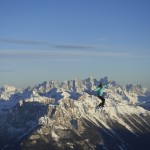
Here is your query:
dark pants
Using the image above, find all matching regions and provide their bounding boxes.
[97,96,105,107]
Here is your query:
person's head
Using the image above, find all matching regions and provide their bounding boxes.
[99,83,103,87]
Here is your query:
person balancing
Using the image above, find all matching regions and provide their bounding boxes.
[94,81,111,108]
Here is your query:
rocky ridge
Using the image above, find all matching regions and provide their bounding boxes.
[0,77,150,150]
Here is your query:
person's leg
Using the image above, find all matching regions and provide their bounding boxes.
[101,96,105,106]
[98,96,105,107]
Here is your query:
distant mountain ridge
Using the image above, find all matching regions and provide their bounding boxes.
[0,77,150,150]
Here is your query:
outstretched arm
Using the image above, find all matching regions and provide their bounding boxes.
[94,87,99,91]
[103,81,111,88]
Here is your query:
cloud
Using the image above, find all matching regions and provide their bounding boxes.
[52,44,97,49]
[0,38,89,48]
[0,50,137,60]
[0,38,99,50]
[0,38,48,45]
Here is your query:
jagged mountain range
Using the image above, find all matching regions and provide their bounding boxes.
[0,77,150,150]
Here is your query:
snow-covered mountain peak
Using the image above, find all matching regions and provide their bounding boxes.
[0,77,150,150]
[99,76,109,84]
[0,85,17,93]
[126,84,149,96]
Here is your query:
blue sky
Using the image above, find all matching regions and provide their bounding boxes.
[0,0,150,88]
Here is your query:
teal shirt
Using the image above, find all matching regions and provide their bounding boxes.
[94,82,111,96]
